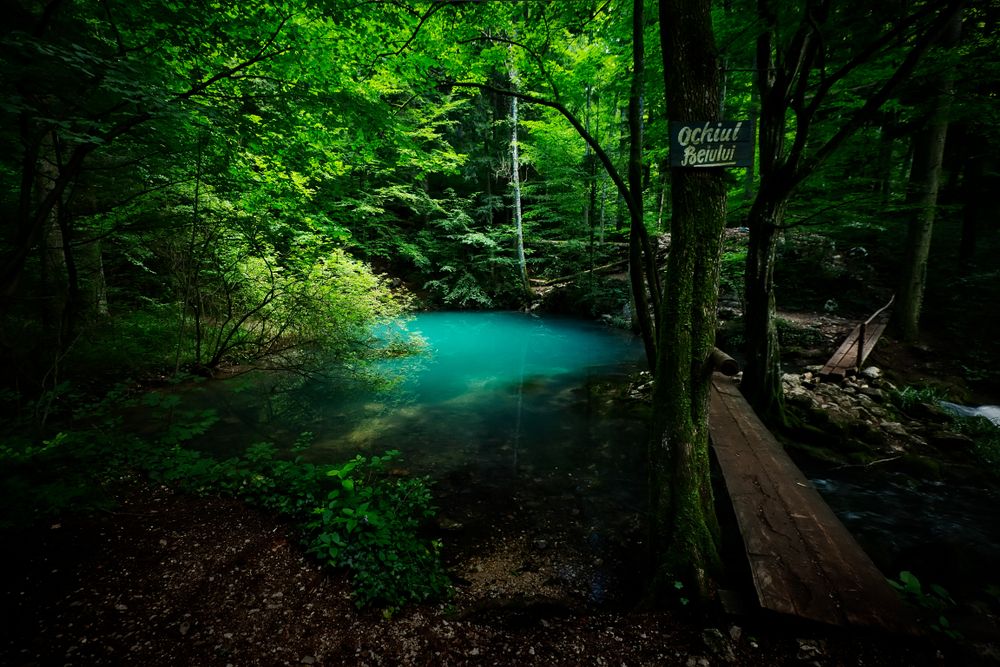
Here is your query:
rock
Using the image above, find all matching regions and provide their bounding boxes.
[880,421,909,437]
[728,625,742,642]
[532,539,549,550]
[926,430,975,450]
[786,386,814,408]
[813,405,856,433]
[685,657,711,667]
[701,628,737,663]
[301,657,316,665]
[796,638,826,661]
[436,517,465,531]
[179,622,191,636]
[860,366,882,380]
[859,386,886,402]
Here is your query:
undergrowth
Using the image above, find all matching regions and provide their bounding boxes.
[0,386,450,610]
[952,415,1000,475]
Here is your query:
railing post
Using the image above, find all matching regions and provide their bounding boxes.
[857,322,866,370]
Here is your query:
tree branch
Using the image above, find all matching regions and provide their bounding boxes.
[442,81,639,226]
[794,0,963,188]
[458,33,561,102]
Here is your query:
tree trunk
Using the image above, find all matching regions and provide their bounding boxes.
[741,193,785,422]
[509,72,531,299]
[740,22,789,425]
[896,129,949,341]
[628,0,657,368]
[895,11,960,342]
[652,0,726,601]
[585,85,598,293]
[36,132,69,349]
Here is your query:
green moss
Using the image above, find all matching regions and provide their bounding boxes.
[899,454,943,478]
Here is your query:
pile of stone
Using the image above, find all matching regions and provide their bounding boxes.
[781,366,975,457]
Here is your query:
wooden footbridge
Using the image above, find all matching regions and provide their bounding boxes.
[819,296,894,380]
[707,359,910,632]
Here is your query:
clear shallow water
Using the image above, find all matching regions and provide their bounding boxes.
[184,311,649,532]
[198,311,651,605]
[291,311,648,476]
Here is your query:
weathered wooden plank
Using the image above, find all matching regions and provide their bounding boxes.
[820,315,889,379]
[709,375,911,632]
[710,382,848,625]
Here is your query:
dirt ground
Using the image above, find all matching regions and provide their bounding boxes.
[0,480,974,667]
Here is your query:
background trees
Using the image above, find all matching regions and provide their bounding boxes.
[713,0,966,421]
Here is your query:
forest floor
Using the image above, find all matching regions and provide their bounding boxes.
[2,312,999,666]
[0,479,974,667]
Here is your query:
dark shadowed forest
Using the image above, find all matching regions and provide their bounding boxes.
[2,0,999,664]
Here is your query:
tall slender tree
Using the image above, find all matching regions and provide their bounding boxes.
[896,9,962,342]
[509,63,532,299]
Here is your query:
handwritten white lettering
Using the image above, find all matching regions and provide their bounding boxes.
[676,122,746,147]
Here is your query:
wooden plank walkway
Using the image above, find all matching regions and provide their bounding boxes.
[708,374,911,632]
[820,296,894,380]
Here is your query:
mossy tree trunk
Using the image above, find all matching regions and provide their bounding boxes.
[651,0,726,599]
[741,191,787,424]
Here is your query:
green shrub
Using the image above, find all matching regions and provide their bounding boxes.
[305,451,448,607]
[1,407,450,609]
[147,441,450,608]
[887,570,962,639]
[889,385,948,412]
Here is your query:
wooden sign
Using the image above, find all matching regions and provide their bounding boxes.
[669,120,755,168]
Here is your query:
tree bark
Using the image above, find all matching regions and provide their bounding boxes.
[895,10,960,342]
[741,194,785,422]
[628,0,658,368]
[652,0,726,601]
[510,86,531,299]
[740,19,789,425]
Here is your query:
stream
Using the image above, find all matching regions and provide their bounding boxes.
[800,462,1000,600]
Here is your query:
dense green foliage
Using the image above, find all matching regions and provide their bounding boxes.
[0,390,448,608]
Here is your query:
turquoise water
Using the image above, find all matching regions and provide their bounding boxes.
[171,311,650,605]
[301,311,648,476]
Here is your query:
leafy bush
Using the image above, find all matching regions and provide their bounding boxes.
[305,451,448,607]
[888,570,962,639]
[0,390,450,609]
[889,385,948,412]
[719,249,746,304]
